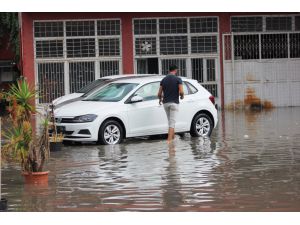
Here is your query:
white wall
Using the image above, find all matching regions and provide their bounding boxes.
[224,59,300,108]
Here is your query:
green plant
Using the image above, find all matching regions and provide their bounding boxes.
[0,12,20,62]
[2,78,50,172]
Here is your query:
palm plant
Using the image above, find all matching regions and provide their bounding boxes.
[2,78,50,173]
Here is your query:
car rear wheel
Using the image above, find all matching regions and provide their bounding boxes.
[190,113,213,137]
[98,120,124,145]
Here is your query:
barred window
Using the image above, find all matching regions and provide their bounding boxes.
[191,58,203,82]
[261,33,288,59]
[191,36,217,53]
[160,36,188,55]
[99,61,120,77]
[290,33,300,58]
[234,35,259,60]
[231,17,263,32]
[203,84,218,97]
[97,20,120,36]
[34,22,64,37]
[190,18,218,33]
[35,40,63,58]
[66,38,95,58]
[161,59,186,76]
[66,21,95,36]
[135,37,157,55]
[98,38,120,56]
[69,62,95,93]
[296,16,300,31]
[134,19,157,35]
[159,18,187,34]
[266,17,292,31]
[38,63,65,103]
[206,59,216,82]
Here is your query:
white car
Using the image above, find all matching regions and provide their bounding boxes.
[54,76,218,145]
[51,74,155,108]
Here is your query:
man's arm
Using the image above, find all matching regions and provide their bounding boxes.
[157,85,163,105]
[179,84,184,100]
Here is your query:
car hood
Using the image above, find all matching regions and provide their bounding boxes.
[54,100,117,117]
[52,93,83,105]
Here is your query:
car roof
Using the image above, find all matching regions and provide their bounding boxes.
[109,75,192,84]
[99,74,159,80]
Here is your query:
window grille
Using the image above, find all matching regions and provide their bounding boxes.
[160,36,188,55]
[135,37,157,55]
[159,18,188,34]
[190,17,218,33]
[66,21,95,36]
[97,20,120,36]
[203,84,218,97]
[37,63,65,103]
[191,58,204,82]
[66,38,96,58]
[290,33,300,58]
[191,36,217,53]
[266,17,292,31]
[98,38,120,56]
[34,22,64,37]
[261,33,288,59]
[134,19,157,35]
[231,17,263,32]
[99,61,119,77]
[206,59,216,82]
[35,40,64,58]
[69,62,95,93]
[161,59,186,76]
[296,16,300,31]
[234,35,259,60]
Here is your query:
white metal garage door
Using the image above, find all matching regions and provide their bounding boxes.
[223,32,300,109]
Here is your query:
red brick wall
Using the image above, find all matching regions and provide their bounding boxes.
[0,36,15,60]
[20,12,295,107]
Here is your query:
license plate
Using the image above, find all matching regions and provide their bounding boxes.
[56,126,65,134]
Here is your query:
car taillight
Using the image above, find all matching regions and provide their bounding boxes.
[209,95,215,105]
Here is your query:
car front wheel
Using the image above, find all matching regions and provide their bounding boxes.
[190,113,213,137]
[98,120,124,145]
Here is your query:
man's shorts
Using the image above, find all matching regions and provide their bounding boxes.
[163,103,179,128]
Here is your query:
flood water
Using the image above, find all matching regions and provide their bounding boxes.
[1,107,300,211]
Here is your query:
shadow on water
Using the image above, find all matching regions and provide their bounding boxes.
[1,107,300,211]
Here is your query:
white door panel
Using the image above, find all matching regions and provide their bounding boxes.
[127,100,167,136]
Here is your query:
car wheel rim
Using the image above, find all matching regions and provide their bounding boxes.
[195,117,210,136]
[104,125,120,144]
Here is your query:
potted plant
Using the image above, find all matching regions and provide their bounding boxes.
[1,78,50,185]
[48,104,64,152]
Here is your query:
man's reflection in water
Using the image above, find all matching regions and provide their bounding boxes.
[161,142,184,211]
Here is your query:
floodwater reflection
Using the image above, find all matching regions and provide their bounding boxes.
[1,107,300,211]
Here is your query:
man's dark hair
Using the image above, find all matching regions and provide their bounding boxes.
[169,64,178,72]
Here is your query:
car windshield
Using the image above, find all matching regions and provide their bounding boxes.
[77,79,109,93]
[83,83,138,102]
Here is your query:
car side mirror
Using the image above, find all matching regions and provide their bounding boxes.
[130,95,143,103]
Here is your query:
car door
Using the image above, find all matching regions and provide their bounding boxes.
[127,81,167,136]
[177,81,198,131]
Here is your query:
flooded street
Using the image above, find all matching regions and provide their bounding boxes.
[1,107,300,211]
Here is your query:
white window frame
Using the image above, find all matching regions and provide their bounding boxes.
[132,16,221,105]
[33,18,123,105]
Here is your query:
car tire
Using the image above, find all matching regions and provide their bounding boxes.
[98,120,124,145]
[190,113,213,137]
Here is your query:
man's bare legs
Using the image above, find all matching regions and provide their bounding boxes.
[167,127,175,144]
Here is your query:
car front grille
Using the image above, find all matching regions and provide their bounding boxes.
[55,117,74,123]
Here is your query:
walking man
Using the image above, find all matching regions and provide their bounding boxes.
[157,65,184,144]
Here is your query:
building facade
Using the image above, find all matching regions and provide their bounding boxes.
[19,12,300,108]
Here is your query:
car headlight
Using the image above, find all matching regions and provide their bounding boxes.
[72,114,98,123]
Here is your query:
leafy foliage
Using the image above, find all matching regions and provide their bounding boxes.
[0,12,20,61]
[2,78,50,172]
